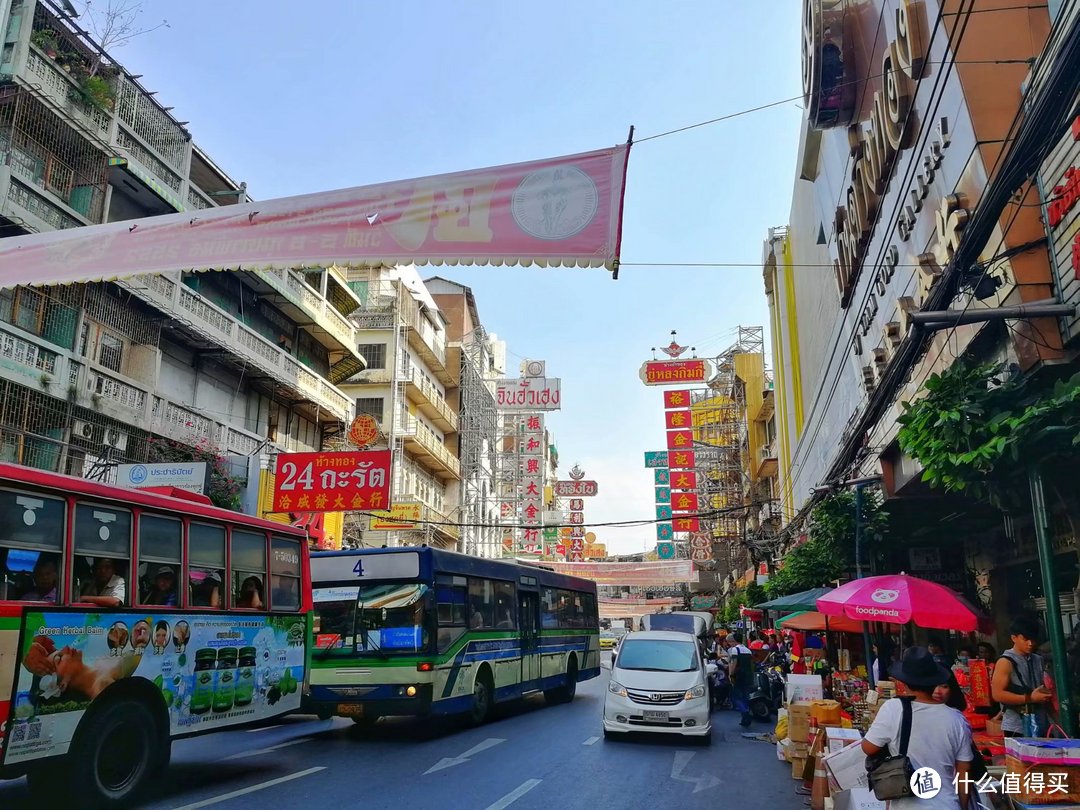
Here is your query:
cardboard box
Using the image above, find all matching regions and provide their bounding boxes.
[823,741,871,792]
[825,727,863,754]
[792,756,808,780]
[788,702,813,743]
[787,674,824,703]
[831,788,885,810]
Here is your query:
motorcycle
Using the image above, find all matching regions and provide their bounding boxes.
[748,663,785,721]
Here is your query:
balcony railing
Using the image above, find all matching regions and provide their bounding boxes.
[399,293,447,371]
[186,184,214,211]
[4,172,84,230]
[120,274,353,419]
[23,48,112,141]
[394,412,460,478]
[0,127,105,223]
[406,368,459,432]
[256,268,356,350]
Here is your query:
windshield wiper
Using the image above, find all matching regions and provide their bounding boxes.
[313,634,343,661]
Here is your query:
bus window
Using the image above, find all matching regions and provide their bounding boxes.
[0,488,65,602]
[541,587,558,629]
[436,574,467,651]
[468,578,495,629]
[583,592,598,626]
[189,523,225,608]
[232,530,266,609]
[493,581,516,629]
[270,536,301,611]
[138,515,182,607]
[557,589,583,628]
[72,504,132,608]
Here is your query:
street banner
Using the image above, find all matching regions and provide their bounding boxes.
[0,145,632,284]
[519,559,697,587]
[654,469,670,486]
[272,450,391,513]
[643,450,669,468]
[663,390,692,409]
[664,410,693,430]
[669,450,696,469]
[666,429,693,450]
[640,360,713,386]
[670,470,698,490]
[369,501,423,530]
[494,377,562,411]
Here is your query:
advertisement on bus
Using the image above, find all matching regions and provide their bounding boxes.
[3,610,306,765]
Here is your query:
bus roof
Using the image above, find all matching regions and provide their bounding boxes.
[0,461,305,536]
[312,546,597,593]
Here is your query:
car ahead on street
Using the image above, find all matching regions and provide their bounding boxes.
[600,630,618,649]
[603,630,717,745]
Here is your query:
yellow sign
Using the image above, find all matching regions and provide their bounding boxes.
[369,502,422,531]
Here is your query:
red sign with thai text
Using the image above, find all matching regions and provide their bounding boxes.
[272,450,392,513]
[668,450,695,469]
[664,390,692,409]
[670,470,698,490]
[673,517,701,532]
[640,360,711,386]
[665,410,693,430]
[554,480,599,496]
[666,429,693,450]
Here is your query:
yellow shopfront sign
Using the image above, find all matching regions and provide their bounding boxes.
[370,502,423,531]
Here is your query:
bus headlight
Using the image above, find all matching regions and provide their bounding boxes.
[406,685,417,697]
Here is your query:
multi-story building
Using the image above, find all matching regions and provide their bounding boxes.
[765,1,1076,634]
[340,266,461,550]
[426,276,504,559]
[0,0,362,545]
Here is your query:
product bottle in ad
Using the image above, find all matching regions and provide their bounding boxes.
[213,647,238,713]
[191,650,217,715]
[235,646,256,706]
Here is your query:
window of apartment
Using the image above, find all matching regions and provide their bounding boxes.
[356,397,384,421]
[357,343,386,370]
[98,332,124,373]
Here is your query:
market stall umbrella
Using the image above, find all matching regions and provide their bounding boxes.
[815,573,983,632]
[777,610,865,634]
[755,587,835,613]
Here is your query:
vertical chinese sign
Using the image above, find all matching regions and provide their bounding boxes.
[553,476,598,561]
[519,413,546,555]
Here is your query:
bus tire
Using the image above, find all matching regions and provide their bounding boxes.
[546,655,578,704]
[469,668,494,726]
[68,696,159,808]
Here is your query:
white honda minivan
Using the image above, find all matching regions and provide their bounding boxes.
[603,630,716,745]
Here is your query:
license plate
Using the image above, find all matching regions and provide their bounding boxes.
[337,703,364,717]
[643,710,669,721]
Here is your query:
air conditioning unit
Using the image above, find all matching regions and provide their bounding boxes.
[521,360,545,378]
[103,427,128,452]
[73,419,99,442]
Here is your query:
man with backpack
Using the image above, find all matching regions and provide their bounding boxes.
[728,631,755,727]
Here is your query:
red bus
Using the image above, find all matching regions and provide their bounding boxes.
[0,461,312,806]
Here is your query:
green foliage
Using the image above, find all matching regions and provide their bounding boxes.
[765,490,887,598]
[79,74,115,111]
[31,29,59,52]
[147,436,243,511]
[897,363,1080,503]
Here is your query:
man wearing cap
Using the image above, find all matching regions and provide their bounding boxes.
[861,647,974,809]
[144,565,178,606]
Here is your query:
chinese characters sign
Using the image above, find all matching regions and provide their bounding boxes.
[639,360,712,386]
[666,429,693,450]
[494,378,562,411]
[0,145,632,283]
[669,450,695,468]
[663,390,691,408]
[272,450,391,513]
[369,501,422,530]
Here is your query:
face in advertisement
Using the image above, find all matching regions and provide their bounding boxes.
[153,620,170,655]
[173,620,191,653]
[132,620,151,650]
[107,621,129,655]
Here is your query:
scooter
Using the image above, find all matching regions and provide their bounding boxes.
[748,663,785,721]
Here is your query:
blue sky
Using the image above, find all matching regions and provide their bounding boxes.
[119,0,804,554]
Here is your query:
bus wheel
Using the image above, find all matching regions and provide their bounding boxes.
[70,697,158,807]
[546,657,578,704]
[469,671,493,726]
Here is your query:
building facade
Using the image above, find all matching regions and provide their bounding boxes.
[0,0,361,546]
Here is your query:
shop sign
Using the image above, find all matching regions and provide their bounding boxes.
[369,501,423,530]
[643,450,669,467]
[655,487,671,504]
[554,480,598,496]
[671,492,699,511]
[639,360,712,386]
[663,389,692,409]
[690,533,711,550]
[690,547,711,563]
[673,516,700,533]
[665,409,693,430]
[656,523,674,541]
[568,498,584,511]
[656,542,676,560]
[671,470,698,490]
[116,462,207,494]
[656,505,673,521]
[668,450,695,469]
[494,377,561,411]
[1038,111,1080,344]
[272,450,391,513]
[666,429,693,450]
[654,469,670,486]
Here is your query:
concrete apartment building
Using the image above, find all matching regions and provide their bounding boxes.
[0,0,361,539]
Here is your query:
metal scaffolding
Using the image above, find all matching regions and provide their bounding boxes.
[458,326,499,557]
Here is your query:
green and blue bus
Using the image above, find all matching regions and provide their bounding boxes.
[306,547,600,725]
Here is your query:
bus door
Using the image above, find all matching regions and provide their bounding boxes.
[518,588,541,689]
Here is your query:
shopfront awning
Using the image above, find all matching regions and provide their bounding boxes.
[0,144,631,289]
[756,587,835,613]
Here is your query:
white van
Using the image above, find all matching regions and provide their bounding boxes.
[603,630,717,745]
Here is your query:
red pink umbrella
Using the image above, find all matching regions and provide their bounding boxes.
[815,573,983,632]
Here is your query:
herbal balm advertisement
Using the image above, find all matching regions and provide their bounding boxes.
[6,611,306,764]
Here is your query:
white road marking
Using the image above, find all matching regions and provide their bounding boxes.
[244,724,284,733]
[424,737,506,774]
[671,750,721,793]
[224,737,309,760]
[483,779,543,810]
[169,766,326,810]
[583,736,600,745]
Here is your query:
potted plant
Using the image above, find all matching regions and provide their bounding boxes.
[30,29,58,58]
[80,75,115,112]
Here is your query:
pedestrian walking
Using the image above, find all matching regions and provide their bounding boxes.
[727,631,754,727]
[991,615,1053,737]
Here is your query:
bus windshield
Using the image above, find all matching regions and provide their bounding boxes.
[313,583,431,656]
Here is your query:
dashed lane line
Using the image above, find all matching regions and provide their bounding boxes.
[483,779,543,810]
[583,736,600,745]
[169,766,326,810]
[224,737,310,760]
